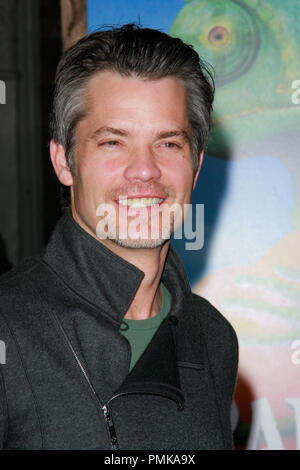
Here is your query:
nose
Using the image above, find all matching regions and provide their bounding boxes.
[123,145,162,182]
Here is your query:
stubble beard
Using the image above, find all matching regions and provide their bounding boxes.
[96,183,179,249]
[100,214,174,249]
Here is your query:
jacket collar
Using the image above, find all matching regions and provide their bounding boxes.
[42,209,192,325]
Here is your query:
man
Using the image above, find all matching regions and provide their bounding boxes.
[0,24,238,450]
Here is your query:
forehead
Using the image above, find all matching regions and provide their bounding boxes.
[86,69,186,99]
[83,70,189,131]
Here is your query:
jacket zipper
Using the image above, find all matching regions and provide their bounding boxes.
[51,312,120,450]
[52,312,182,449]
[102,404,118,450]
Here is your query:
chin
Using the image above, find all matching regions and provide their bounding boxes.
[112,237,169,249]
[96,220,175,249]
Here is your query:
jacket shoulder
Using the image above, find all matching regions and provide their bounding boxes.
[178,292,238,369]
[188,292,238,393]
[189,293,238,449]
[0,256,40,289]
[0,256,44,325]
[191,293,237,340]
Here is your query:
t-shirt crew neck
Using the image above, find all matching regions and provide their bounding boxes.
[120,282,172,372]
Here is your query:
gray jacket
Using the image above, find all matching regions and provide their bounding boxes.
[0,210,238,449]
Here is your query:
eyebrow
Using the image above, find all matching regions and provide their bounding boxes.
[156,130,191,143]
[89,126,191,143]
[89,127,129,140]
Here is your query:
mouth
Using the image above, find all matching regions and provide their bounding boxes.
[117,197,165,208]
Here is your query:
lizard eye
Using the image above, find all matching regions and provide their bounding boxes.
[208,26,230,47]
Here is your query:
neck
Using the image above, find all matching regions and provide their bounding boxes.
[102,238,170,320]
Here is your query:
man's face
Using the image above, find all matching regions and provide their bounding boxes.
[64,71,202,249]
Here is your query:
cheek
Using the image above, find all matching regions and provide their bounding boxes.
[165,161,194,196]
[75,156,122,202]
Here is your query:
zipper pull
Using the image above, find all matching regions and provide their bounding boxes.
[102,404,119,450]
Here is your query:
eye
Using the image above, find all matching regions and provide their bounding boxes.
[162,142,181,149]
[99,140,120,147]
[208,25,230,47]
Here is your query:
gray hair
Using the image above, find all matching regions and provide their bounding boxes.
[50,24,215,175]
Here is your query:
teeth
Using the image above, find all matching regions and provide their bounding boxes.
[119,197,163,208]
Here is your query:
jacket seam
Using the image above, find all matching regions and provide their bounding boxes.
[177,361,204,370]
[0,308,44,449]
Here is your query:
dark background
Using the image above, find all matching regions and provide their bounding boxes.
[0,0,62,274]
[40,0,63,242]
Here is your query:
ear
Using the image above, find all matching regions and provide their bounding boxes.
[192,150,204,190]
[49,140,73,186]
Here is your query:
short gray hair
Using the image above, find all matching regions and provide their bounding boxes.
[50,24,215,174]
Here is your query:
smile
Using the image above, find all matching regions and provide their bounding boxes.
[118,197,164,208]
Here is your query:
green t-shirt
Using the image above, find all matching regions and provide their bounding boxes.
[120,282,172,372]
